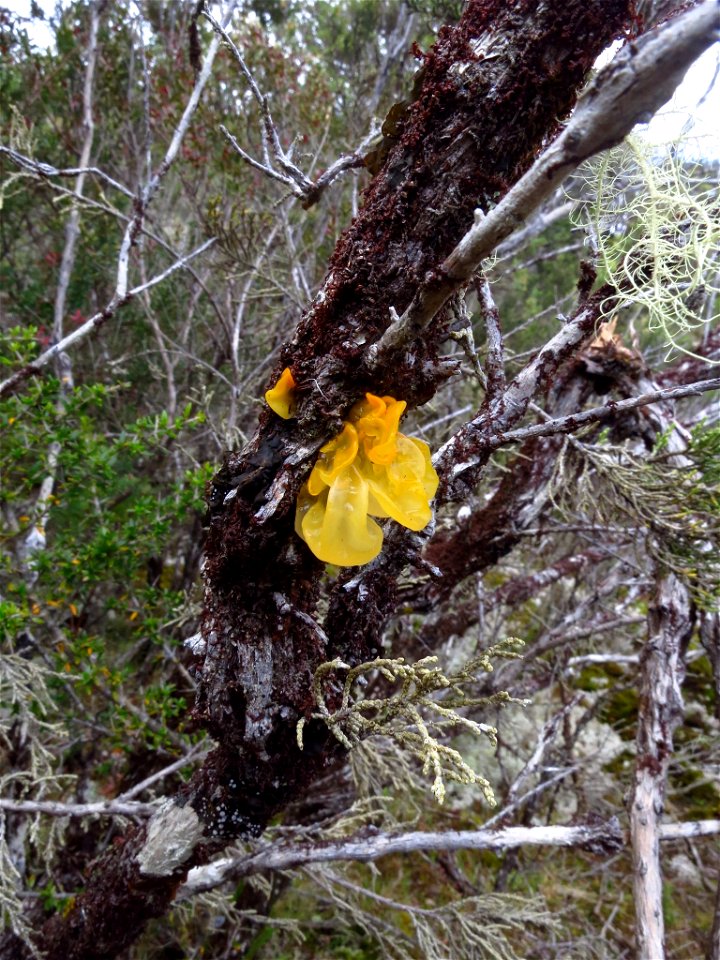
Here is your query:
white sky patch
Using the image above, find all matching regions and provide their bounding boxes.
[595,40,720,160]
[7,0,720,159]
[5,0,56,49]
[642,46,720,159]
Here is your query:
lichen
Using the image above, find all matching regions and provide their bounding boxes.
[298,639,526,805]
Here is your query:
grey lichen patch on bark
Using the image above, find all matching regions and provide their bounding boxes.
[239,634,275,748]
[137,801,204,877]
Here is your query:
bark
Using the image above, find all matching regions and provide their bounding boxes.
[629,573,694,960]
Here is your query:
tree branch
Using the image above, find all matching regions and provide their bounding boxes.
[179,817,720,899]
[205,7,375,207]
[495,375,720,448]
[0,147,134,198]
[0,1,234,403]
[368,0,720,366]
[0,799,155,818]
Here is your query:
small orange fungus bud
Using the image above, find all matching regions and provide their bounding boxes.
[265,367,297,419]
[295,392,439,567]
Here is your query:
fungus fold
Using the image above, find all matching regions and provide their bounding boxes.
[265,367,297,419]
[295,393,439,566]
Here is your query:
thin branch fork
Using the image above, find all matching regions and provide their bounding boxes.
[0,146,134,198]
[204,6,375,207]
[0,238,215,399]
[494,375,720,448]
[179,817,720,899]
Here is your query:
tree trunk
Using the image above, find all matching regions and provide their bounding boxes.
[629,572,693,960]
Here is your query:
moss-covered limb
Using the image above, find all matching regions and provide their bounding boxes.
[198,0,640,850]
[205,0,636,568]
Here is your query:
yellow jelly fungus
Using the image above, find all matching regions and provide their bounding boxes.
[295,393,439,566]
[265,367,297,419]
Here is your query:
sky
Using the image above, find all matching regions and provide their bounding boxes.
[5,0,720,160]
[598,41,720,160]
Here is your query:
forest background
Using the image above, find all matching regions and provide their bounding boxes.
[1,1,720,958]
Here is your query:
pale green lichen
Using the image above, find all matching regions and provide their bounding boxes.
[298,639,526,805]
[572,136,720,361]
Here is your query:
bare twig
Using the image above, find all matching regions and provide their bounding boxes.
[179,817,720,900]
[434,293,614,493]
[0,798,156,818]
[179,819,623,898]
[0,0,231,400]
[480,766,579,832]
[494,376,720,448]
[0,146,133,198]
[494,198,575,260]
[432,365,718,504]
